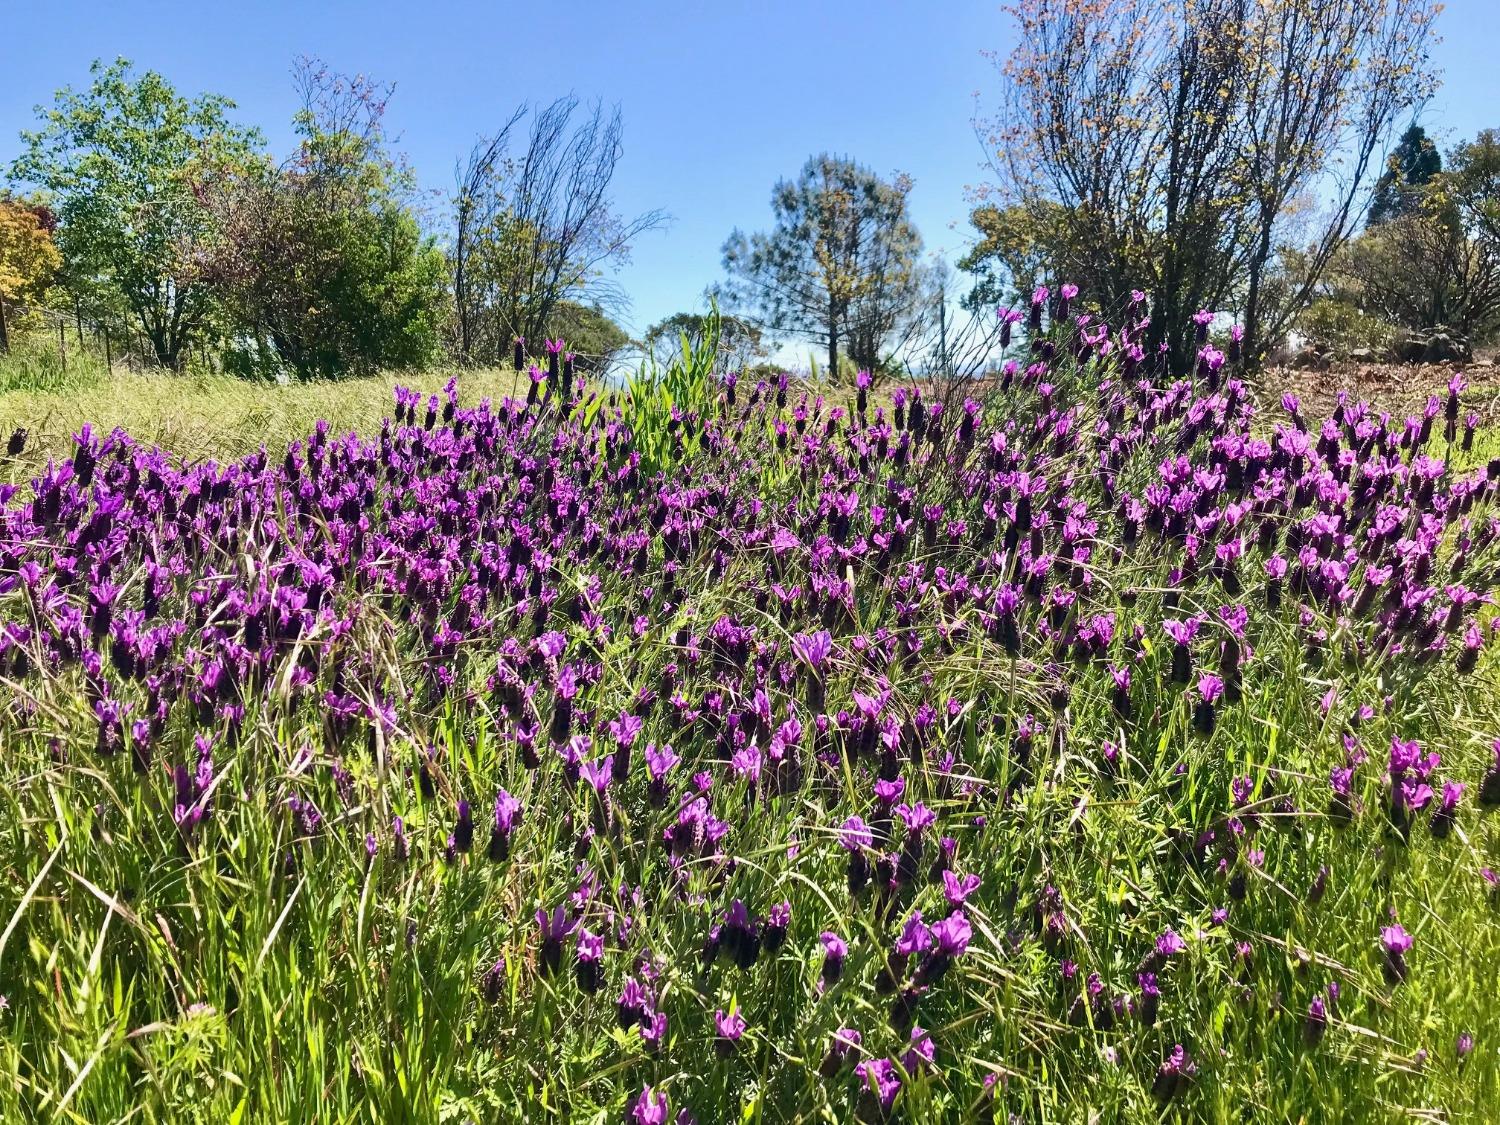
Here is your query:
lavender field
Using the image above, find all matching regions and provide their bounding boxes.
[2,297,1499,1122]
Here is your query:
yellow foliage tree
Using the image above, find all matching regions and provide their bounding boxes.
[0,198,62,352]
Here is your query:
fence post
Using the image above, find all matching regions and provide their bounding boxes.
[58,321,67,373]
[103,327,112,371]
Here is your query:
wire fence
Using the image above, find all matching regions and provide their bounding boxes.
[1,299,176,375]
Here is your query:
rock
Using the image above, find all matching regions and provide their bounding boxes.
[1395,327,1471,365]
[1290,346,1332,372]
[1348,347,1375,362]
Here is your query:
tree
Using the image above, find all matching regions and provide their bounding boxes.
[1369,124,1443,227]
[643,309,767,373]
[542,300,630,377]
[1326,128,1500,349]
[0,196,61,353]
[201,60,447,380]
[958,200,1073,313]
[979,0,1440,370]
[451,98,667,363]
[10,59,261,369]
[719,154,927,381]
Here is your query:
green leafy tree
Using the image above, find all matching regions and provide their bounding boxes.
[202,60,446,380]
[643,310,767,373]
[718,154,926,379]
[542,300,630,377]
[957,200,1074,313]
[1325,127,1500,349]
[10,58,261,369]
[1368,124,1443,227]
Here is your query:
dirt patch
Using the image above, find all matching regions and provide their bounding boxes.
[1256,359,1500,425]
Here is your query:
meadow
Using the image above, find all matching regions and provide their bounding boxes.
[2,295,1499,1123]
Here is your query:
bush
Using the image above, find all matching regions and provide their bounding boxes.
[1295,297,1401,359]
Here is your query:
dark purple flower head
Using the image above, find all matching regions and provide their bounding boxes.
[631,1085,669,1125]
[1153,1044,1197,1101]
[1380,924,1413,955]
[452,799,474,854]
[1156,929,1186,958]
[714,1007,746,1053]
[930,910,972,957]
[840,815,873,852]
[1305,995,1328,1044]
[856,1057,902,1113]
[902,1025,936,1072]
[792,629,834,670]
[942,870,981,906]
[895,912,931,957]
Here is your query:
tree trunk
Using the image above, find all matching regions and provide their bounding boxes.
[827,307,839,383]
[1243,214,1275,371]
[0,293,9,354]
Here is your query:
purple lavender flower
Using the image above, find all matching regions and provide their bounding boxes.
[488,789,522,860]
[1381,923,1413,983]
[713,1007,746,1055]
[1152,1043,1197,1101]
[575,927,604,993]
[1305,995,1328,1045]
[536,905,578,977]
[855,1057,901,1116]
[819,1027,862,1075]
[631,1085,669,1125]
[819,931,848,991]
[618,976,649,1030]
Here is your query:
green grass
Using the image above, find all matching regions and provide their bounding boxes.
[0,362,528,482]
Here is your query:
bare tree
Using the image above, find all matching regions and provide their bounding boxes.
[453,108,524,362]
[977,0,1439,370]
[451,98,667,363]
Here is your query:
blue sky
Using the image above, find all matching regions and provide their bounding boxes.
[3,0,1497,342]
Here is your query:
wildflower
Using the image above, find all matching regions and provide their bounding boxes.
[488,789,522,860]
[942,870,980,906]
[819,1027,862,1075]
[902,1025,935,1073]
[1193,673,1224,735]
[575,927,604,993]
[1430,780,1463,838]
[916,909,971,984]
[631,1085,669,1125]
[1157,929,1186,958]
[895,912,931,958]
[764,901,791,953]
[1305,995,1327,1045]
[1381,923,1413,984]
[1137,972,1160,1026]
[713,1007,746,1055]
[640,1009,669,1052]
[618,976,649,1030]
[481,957,507,1003]
[536,905,578,977]
[855,1057,902,1116]
[452,799,474,854]
[720,899,762,970]
[1480,741,1500,806]
[1152,1043,1197,1101]
[819,931,848,990]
